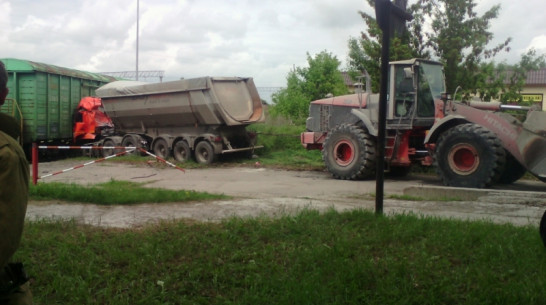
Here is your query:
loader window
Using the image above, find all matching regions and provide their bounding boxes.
[394,65,414,117]
[416,63,445,117]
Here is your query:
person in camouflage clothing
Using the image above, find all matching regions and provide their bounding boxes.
[0,60,32,304]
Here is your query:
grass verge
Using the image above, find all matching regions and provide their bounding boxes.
[29,179,229,204]
[15,209,546,304]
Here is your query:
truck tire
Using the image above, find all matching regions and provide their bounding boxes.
[173,140,191,163]
[195,141,216,164]
[435,123,506,188]
[101,139,118,157]
[153,138,171,159]
[322,124,376,180]
[122,135,143,156]
[498,152,527,184]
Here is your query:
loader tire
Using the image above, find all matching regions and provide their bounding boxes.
[435,123,505,188]
[498,151,527,184]
[540,210,546,247]
[322,124,376,180]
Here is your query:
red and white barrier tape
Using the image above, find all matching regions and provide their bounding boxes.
[136,147,185,173]
[38,148,135,179]
[36,145,185,181]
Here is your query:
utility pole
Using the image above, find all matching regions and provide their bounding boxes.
[374,0,412,215]
[136,0,140,81]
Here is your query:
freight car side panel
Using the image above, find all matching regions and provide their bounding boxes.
[1,58,118,146]
[47,73,60,139]
[59,76,71,140]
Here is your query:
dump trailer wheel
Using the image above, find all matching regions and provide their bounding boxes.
[322,124,376,180]
[153,138,171,159]
[173,140,191,163]
[195,141,216,164]
[122,135,144,156]
[435,123,506,188]
[498,151,527,184]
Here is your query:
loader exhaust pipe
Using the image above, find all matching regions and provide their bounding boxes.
[500,104,532,111]
[469,101,531,112]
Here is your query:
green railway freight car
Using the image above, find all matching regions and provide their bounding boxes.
[0,58,117,151]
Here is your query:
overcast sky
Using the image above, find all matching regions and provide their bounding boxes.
[1,0,545,88]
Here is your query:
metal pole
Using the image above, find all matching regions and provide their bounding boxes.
[375,0,392,215]
[136,0,139,81]
[375,31,390,215]
[32,142,38,185]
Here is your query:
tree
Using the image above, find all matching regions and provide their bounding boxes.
[476,49,546,103]
[270,51,348,124]
[348,0,511,95]
[424,0,511,94]
[347,0,423,92]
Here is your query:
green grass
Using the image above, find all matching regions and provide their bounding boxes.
[29,179,229,204]
[14,209,546,304]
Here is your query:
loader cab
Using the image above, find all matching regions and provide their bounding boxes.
[388,59,445,126]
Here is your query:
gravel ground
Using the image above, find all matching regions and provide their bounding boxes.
[27,159,546,228]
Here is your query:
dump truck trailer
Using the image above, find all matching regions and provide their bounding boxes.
[93,76,265,163]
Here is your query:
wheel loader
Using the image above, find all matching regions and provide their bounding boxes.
[301,58,546,188]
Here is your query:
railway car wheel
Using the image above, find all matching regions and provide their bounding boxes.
[322,123,376,180]
[195,141,216,164]
[173,141,191,162]
[122,135,143,156]
[435,123,506,188]
[153,138,171,159]
[497,151,527,184]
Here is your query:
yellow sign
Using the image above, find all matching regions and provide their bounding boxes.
[522,94,543,102]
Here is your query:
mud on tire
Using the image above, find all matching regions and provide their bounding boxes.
[322,124,376,180]
[435,123,506,188]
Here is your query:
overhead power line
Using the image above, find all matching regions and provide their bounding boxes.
[100,71,165,82]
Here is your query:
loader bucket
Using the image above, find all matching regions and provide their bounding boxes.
[517,111,546,180]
